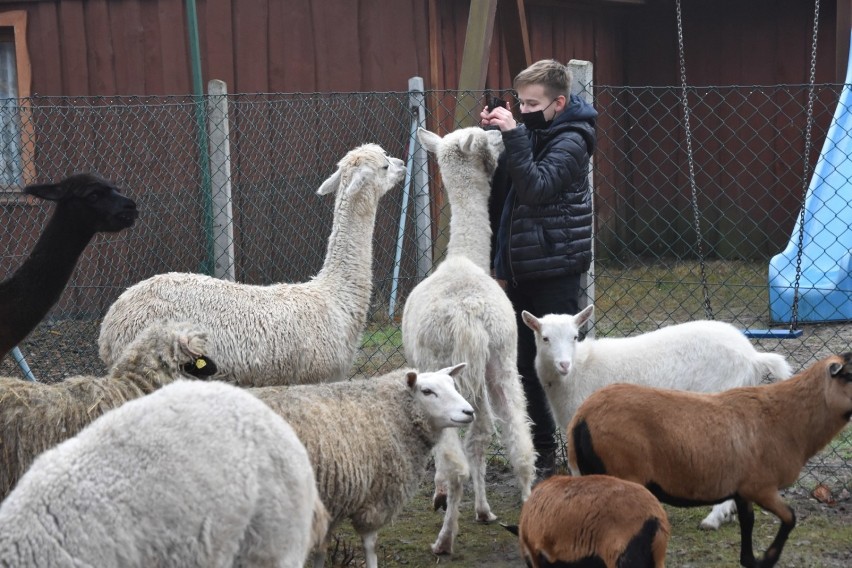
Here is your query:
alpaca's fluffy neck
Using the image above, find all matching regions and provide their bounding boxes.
[312,194,375,312]
[444,172,493,272]
[0,207,96,355]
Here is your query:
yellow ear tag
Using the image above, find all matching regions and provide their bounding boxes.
[195,358,206,369]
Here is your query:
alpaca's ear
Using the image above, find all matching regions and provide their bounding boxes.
[521,311,541,333]
[417,128,441,154]
[23,182,63,201]
[459,132,476,154]
[183,355,218,377]
[317,168,342,195]
[342,164,373,197]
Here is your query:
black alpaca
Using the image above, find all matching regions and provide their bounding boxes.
[0,173,138,361]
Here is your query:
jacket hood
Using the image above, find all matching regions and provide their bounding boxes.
[549,94,597,154]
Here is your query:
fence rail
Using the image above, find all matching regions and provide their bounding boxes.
[1,79,850,491]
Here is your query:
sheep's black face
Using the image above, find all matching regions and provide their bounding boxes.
[183,355,218,378]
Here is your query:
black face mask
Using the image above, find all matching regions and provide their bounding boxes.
[520,98,558,131]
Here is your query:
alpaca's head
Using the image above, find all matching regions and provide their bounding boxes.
[417,127,503,204]
[23,173,138,233]
[316,143,405,215]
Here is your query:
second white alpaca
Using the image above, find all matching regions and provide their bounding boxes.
[98,143,405,386]
[402,127,535,555]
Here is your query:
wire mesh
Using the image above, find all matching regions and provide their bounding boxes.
[0,84,849,492]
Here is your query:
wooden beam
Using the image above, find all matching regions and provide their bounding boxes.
[454,0,498,127]
[498,0,531,80]
[837,0,852,83]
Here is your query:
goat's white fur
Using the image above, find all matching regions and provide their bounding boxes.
[522,305,792,531]
[98,143,405,386]
[402,127,535,554]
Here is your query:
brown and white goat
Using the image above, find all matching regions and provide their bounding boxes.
[567,352,852,568]
[505,474,669,568]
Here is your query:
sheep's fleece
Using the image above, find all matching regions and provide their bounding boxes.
[0,380,322,568]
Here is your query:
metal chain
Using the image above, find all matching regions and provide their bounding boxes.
[791,0,821,331]
[676,0,714,320]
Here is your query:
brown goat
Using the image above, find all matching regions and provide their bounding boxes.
[567,352,852,568]
[506,474,669,568]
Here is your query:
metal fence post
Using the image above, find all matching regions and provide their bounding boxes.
[569,59,595,337]
[206,79,236,281]
[389,77,432,319]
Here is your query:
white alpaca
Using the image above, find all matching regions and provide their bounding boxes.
[98,143,405,386]
[402,127,535,555]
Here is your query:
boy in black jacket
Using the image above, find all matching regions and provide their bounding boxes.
[480,59,597,480]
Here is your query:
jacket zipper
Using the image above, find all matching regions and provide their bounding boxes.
[508,192,518,287]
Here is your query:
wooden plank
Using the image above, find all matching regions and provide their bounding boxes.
[108,0,145,95]
[233,0,268,93]
[157,0,187,94]
[57,0,89,95]
[311,0,361,92]
[83,0,116,95]
[274,0,316,91]
[140,0,163,94]
[837,0,851,83]
[204,0,234,88]
[498,0,531,80]
[454,0,498,127]
[360,0,421,90]
[33,3,62,95]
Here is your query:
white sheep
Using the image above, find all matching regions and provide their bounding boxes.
[0,173,138,362]
[0,379,329,568]
[522,305,793,530]
[249,364,474,568]
[98,143,405,386]
[567,352,852,568]
[402,126,535,554]
[0,320,217,499]
[504,474,670,568]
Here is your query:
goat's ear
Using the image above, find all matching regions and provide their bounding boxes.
[440,362,466,378]
[574,304,594,328]
[317,168,342,195]
[406,371,418,389]
[829,361,846,377]
[23,182,63,201]
[417,128,441,154]
[521,310,540,332]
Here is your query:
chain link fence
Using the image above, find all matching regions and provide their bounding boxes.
[1,81,850,492]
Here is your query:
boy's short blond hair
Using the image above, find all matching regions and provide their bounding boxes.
[513,59,572,100]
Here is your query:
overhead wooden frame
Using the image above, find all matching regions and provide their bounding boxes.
[454,0,532,127]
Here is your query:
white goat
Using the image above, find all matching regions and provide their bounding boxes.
[98,143,405,386]
[402,127,535,554]
[0,379,328,568]
[522,305,793,531]
[567,352,852,568]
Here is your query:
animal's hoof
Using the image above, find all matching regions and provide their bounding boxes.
[433,492,448,511]
[431,540,453,555]
[698,520,719,531]
[476,511,498,523]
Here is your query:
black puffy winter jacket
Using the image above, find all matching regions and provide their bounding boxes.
[489,94,597,283]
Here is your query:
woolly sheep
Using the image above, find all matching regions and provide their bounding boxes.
[98,143,405,386]
[402,127,535,554]
[249,364,474,568]
[567,352,852,568]
[0,173,138,362]
[0,379,329,568]
[0,320,217,498]
[505,474,670,568]
[522,306,793,530]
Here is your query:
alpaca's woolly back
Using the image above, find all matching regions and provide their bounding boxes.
[0,380,321,568]
[250,371,437,530]
[99,144,405,387]
[0,321,211,499]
